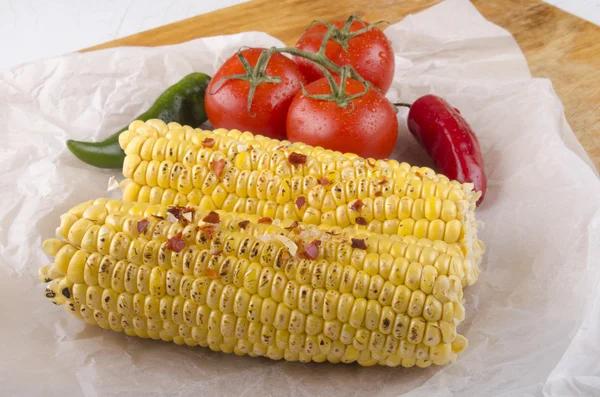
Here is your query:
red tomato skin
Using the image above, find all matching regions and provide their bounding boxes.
[286,77,398,159]
[206,48,307,139]
[294,20,395,92]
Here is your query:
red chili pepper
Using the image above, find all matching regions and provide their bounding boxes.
[406,95,487,205]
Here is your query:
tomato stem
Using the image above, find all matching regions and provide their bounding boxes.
[393,102,412,108]
[299,65,369,109]
[209,49,282,117]
[308,16,387,52]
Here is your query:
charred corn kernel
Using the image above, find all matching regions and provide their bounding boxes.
[407,317,426,344]
[352,270,371,299]
[405,262,422,291]
[424,322,442,347]
[365,300,382,331]
[41,199,471,367]
[121,123,483,270]
[407,290,426,317]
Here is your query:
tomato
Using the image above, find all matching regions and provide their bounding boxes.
[206,48,306,139]
[286,77,398,159]
[294,19,395,92]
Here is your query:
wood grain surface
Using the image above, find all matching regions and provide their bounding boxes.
[85,0,600,170]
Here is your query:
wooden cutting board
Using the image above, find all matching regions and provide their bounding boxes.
[86,0,600,170]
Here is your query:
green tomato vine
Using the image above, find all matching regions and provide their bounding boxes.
[209,15,388,115]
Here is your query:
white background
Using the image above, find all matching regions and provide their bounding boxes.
[0,0,599,72]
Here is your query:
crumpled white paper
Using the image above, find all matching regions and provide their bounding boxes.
[1,0,599,395]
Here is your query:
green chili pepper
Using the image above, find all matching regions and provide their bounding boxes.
[66,72,211,168]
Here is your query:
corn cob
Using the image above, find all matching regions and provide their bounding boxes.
[118,120,483,285]
[41,199,470,367]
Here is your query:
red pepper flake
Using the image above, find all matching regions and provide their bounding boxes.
[202,211,221,224]
[137,219,149,234]
[167,206,195,226]
[152,214,165,220]
[379,178,388,185]
[415,171,422,178]
[351,238,367,250]
[299,239,321,260]
[166,232,186,253]
[319,177,329,186]
[239,220,250,229]
[258,217,272,224]
[285,221,299,230]
[248,145,254,151]
[295,196,306,210]
[288,152,307,165]
[367,159,376,168]
[375,191,382,197]
[355,217,367,226]
[211,250,223,256]
[198,224,216,240]
[168,206,183,218]
[202,137,215,148]
[280,250,291,261]
[206,269,219,279]
[326,231,340,236]
[275,145,289,151]
[350,199,364,212]
[210,159,226,178]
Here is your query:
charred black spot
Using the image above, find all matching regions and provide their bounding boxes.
[411,327,419,339]
[45,289,56,299]
[383,318,391,328]
[104,296,110,303]
[62,287,71,299]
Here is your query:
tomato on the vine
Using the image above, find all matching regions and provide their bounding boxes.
[206,48,306,139]
[286,77,398,159]
[294,19,395,92]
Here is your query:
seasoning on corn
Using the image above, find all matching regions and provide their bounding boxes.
[41,199,471,368]
[118,120,484,286]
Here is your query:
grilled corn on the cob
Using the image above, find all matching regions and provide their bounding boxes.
[118,120,483,285]
[41,199,469,367]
